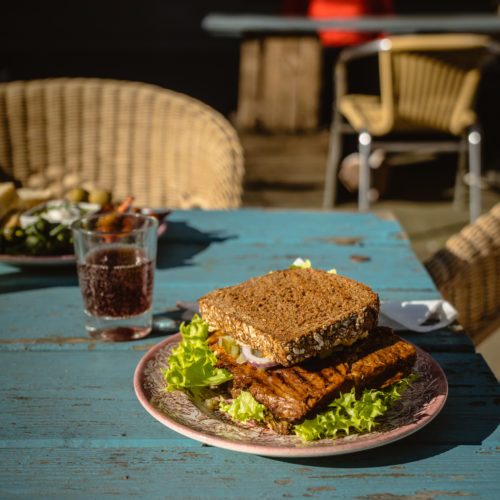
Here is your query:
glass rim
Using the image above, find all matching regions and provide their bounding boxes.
[71,212,158,236]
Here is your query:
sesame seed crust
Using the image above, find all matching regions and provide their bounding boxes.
[198,268,379,366]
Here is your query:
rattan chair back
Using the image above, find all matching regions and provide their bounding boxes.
[425,203,500,344]
[0,78,244,208]
[339,34,491,137]
[325,34,495,216]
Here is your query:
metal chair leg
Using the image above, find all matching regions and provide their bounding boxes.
[468,125,482,223]
[358,130,371,212]
[453,134,467,211]
[323,111,343,209]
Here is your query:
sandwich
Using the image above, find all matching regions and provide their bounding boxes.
[164,265,417,441]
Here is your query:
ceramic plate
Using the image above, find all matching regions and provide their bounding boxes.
[134,334,448,457]
[0,253,76,267]
[0,211,169,268]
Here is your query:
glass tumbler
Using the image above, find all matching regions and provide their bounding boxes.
[72,213,158,341]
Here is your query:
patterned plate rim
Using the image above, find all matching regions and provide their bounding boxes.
[0,222,168,268]
[0,253,76,267]
[133,334,448,458]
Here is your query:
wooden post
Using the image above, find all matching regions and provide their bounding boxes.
[237,36,322,132]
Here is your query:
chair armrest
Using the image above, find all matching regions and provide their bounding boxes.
[335,38,390,100]
[337,38,391,64]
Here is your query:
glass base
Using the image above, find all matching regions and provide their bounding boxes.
[84,309,152,341]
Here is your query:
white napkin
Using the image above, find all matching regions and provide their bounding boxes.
[379,300,458,332]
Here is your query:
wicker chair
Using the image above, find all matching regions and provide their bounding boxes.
[0,78,244,209]
[425,202,500,344]
[323,34,498,222]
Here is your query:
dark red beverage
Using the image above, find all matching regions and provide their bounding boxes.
[77,245,154,318]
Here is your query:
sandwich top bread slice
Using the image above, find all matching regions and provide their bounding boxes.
[198,267,380,366]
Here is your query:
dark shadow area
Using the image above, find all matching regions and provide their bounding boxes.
[0,266,78,294]
[156,220,236,269]
[0,220,236,293]
[0,170,20,185]
[271,443,455,469]
[150,307,195,338]
[335,147,464,205]
[267,360,500,467]
[0,1,281,116]
[380,156,458,202]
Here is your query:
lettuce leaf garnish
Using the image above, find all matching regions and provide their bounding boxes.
[290,257,336,274]
[218,375,416,440]
[219,391,266,423]
[162,315,232,394]
[294,375,416,441]
[290,257,312,269]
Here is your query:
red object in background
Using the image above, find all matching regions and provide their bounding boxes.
[307,0,393,46]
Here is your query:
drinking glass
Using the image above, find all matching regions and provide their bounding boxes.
[72,213,158,341]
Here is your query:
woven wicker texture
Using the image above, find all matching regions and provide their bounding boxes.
[0,78,244,208]
[425,203,500,343]
[339,34,490,137]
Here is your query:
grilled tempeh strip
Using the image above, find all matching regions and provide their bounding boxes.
[208,327,416,425]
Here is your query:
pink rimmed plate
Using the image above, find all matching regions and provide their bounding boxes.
[0,210,169,268]
[0,253,76,267]
[133,334,448,458]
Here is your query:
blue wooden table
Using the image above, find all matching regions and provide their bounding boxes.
[1,209,498,498]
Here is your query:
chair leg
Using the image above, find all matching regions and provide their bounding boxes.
[468,125,482,223]
[358,130,372,212]
[323,111,343,209]
[453,134,467,211]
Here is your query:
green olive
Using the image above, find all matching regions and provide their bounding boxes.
[34,219,48,234]
[66,187,89,203]
[88,189,112,205]
[25,235,40,249]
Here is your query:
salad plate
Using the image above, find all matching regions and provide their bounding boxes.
[0,207,170,268]
[134,334,448,458]
[0,253,76,267]
[19,199,100,228]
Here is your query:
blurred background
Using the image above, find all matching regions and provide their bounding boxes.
[1,1,500,374]
[4,2,499,251]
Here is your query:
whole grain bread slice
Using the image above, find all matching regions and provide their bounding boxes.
[198,268,379,366]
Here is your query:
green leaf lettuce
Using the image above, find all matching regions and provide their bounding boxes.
[162,315,232,393]
[294,375,417,441]
[219,391,266,423]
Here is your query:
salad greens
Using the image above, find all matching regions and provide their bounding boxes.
[290,257,312,269]
[294,375,417,441]
[0,218,73,256]
[216,377,415,440]
[219,391,266,423]
[162,315,232,396]
[290,257,336,274]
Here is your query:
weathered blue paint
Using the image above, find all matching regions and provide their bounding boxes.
[0,209,498,498]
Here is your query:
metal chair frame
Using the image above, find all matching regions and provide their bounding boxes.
[323,36,498,222]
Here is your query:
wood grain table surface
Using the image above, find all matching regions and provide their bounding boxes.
[0,209,498,498]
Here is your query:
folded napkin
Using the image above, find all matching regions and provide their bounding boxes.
[379,300,458,332]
